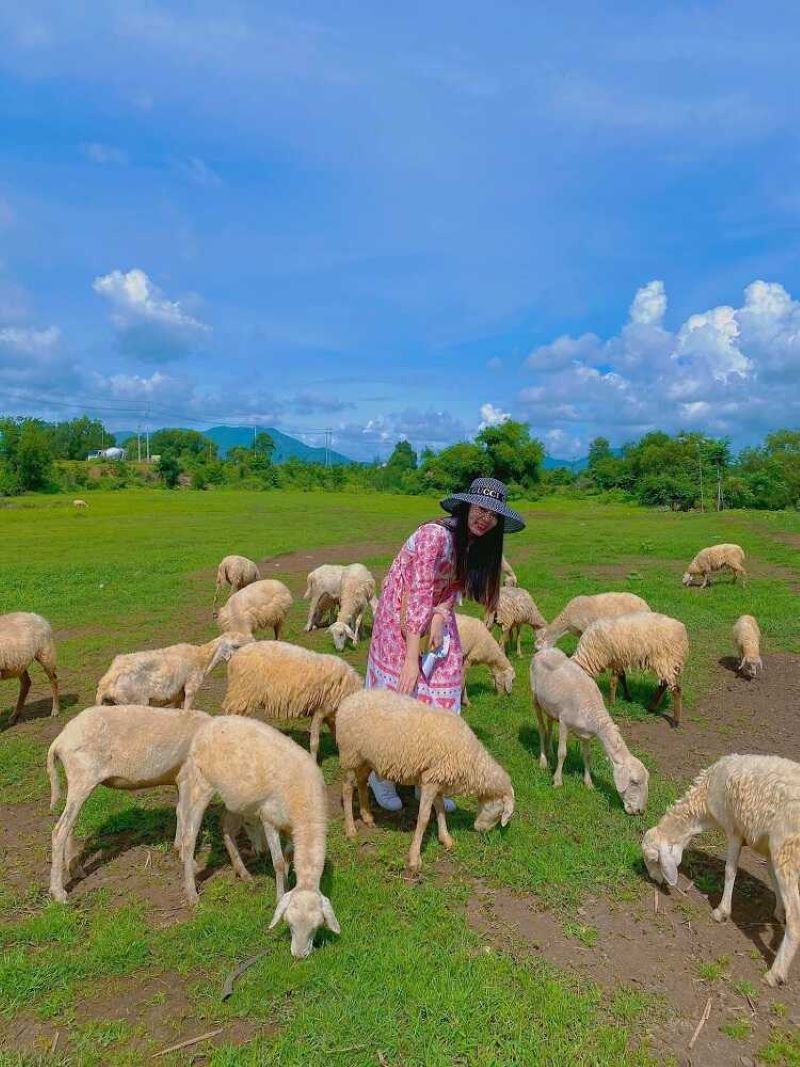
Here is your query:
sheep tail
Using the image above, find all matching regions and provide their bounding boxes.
[47,742,61,812]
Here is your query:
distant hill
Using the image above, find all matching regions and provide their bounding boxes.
[542,455,588,472]
[114,425,352,465]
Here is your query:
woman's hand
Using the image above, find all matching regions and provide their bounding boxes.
[398,655,420,695]
[429,612,445,652]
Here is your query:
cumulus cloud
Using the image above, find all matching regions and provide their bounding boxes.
[93,268,210,363]
[478,402,510,428]
[629,279,666,326]
[0,325,60,355]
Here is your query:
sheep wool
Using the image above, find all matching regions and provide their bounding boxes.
[682,543,746,587]
[303,564,346,631]
[329,563,377,651]
[489,587,547,657]
[733,614,762,678]
[0,611,60,725]
[213,555,261,610]
[217,579,293,640]
[536,592,651,649]
[455,613,514,706]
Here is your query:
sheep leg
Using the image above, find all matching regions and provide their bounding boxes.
[533,699,549,770]
[432,795,454,850]
[273,620,282,641]
[609,673,618,705]
[8,670,31,725]
[304,595,321,632]
[500,625,511,654]
[515,626,523,658]
[765,863,800,986]
[712,836,742,922]
[309,712,323,762]
[671,686,682,727]
[258,814,287,899]
[619,670,632,701]
[50,781,95,902]
[768,858,786,923]
[648,681,668,712]
[408,784,437,873]
[356,767,374,828]
[38,659,60,717]
[342,771,358,839]
[221,811,253,882]
[461,677,470,708]
[182,681,199,710]
[580,739,593,789]
[553,720,568,787]
[177,766,214,905]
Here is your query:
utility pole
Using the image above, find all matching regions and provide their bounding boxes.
[696,444,704,512]
[145,404,150,462]
[324,429,332,468]
[137,424,142,462]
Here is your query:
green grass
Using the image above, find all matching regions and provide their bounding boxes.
[2,490,800,1064]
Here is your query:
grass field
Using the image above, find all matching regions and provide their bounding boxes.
[1,490,800,1065]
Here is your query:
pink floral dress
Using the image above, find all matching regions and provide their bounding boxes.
[366,522,463,711]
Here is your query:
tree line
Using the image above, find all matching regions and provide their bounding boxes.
[1,414,798,510]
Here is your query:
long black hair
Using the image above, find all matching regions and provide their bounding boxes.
[439,504,504,612]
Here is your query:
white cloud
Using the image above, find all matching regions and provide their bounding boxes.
[177,156,222,186]
[0,325,60,355]
[84,142,128,165]
[525,332,601,374]
[478,402,510,428]
[629,280,666,326]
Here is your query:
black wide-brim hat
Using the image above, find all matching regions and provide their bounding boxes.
[440,477,526,533]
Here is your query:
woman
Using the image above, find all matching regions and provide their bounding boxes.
[366,476,525,811]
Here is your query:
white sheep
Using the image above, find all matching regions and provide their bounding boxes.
[535,592,651,650]
[1,612,60,725]
[682,543,746,587]
[642,754,800,986]
[223,640,363,760]
[337,688,514,873]
[213,554,261,612]
[177,715,340,957]
[72,499,88,509]
[486,587,547,656]
[216,579,293,640]
[455,613,514,707]
[95,633,251,709]
[303,564,345,632]
[329,564,377,651]
[530,648,649,814]
[733,614,762,678]
[572,611,688,726]
[501,555,518,587]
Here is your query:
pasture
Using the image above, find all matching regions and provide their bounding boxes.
[1,490,800,1066]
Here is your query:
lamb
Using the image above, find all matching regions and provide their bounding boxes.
[1,612,60,725]
[222,640,363,760]
[487,587,547,656]
[501,555,518,587]
[642,754,800,986]
[572,611,688,726]
[177,715,340,957]
[216,579,293,640]
[329,564,377,651]
[303,564,344,632]
[530,648,649,814]
[95,633,251,709]
[337,688,514,872]
[733,614,762,679]
[213,554,261,612]
[535,592,651,650]
[682,543,746,588]
[455,613,514,706]
[72,499,88,509]
[47,703,269,903]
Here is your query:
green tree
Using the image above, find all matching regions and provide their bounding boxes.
[419,442,493,492]
[150,428,217,460]
[51,416,112,460]
[0,417,54,492]
[156,452,182,488]
[475,419,544,487]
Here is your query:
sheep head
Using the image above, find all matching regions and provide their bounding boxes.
[328,621,357,651]
[474,789,515,831]
[208,632,253,672]
[493,666,515,696]
[681,571,696,587]
[641,827,682,887]
[269,887,340,959]
[612,757,650,815]
[739,655,762,679]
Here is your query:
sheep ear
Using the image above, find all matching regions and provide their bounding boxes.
[344,624,357,642]
[501,796,514,827]
[659,844,680,887]
[207,640,232,673]
[613,764,631,794]
[269,888,293,928]
[321,894,341,934]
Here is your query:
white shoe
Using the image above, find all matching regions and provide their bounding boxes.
[414,787,456,813]
[369,773,403,812]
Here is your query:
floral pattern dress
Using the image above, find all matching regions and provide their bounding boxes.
[366,522,463,711]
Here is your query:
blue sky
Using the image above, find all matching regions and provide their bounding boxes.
[1,2,799,460]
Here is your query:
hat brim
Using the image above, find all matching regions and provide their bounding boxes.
[440,493,526,533]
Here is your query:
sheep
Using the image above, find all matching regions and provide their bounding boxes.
[486,587,547,656]
[222,640,362,761]
[572,611,688,726]
[535,592,652,650]
[72,499,88,509]
[642,754,800,987]
[177,715,340,957]
[303,564,345,632]
[455,613,515,706]
[501,555,518,587]
[213,554,261,612]
[733,614,762,679]
[1,612,60,725]
[530,648,649,814]
[95,632,251,709]
[337,688,514,873]
[682,543,746,588]
[216,579,293,640]
[328,564,377,651]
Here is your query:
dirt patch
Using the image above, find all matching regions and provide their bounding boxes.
[624,653,800,780]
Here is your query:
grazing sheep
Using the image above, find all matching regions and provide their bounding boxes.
[530,648,649,814]
[455,613,515,706]
[682,543,746,588]
[572,611,688,726]
[487,587,547,656]
[329,564,377,651]
[72,499,88,509]
[501,556,518,587]
[223,640,362,760]
[733,614,762,679]
[337,688,514,872]
[177,716,340,957]
[47,704,211,902]
[303,564,345,632]
[535,592,651,650]
[0,612,60,725]
[642,754,800,986]
[95,633,251,709]
[213,554,261,612]
[217,579,293,640]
